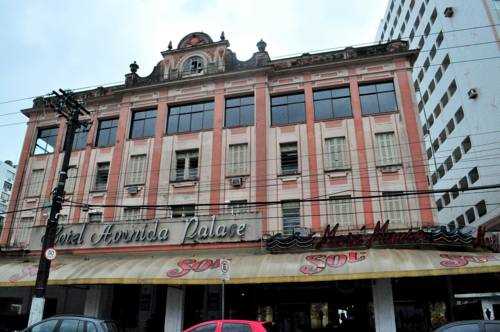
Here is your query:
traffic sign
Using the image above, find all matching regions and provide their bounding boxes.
[220,258,230,281]
[44,248,57,261]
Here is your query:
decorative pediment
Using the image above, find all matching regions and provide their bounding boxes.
[177,32,213,49]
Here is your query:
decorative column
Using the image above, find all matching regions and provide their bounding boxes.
[209,82,225,214]
[164,287,185,332]
[304,74,321,230]
[349,75,375,227]
[372,279,397,332]
[103,102,129,221]
[254,75,268,232]
[146,101,167,219]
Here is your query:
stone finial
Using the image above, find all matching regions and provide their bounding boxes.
[220,31,225,41]
[130,61,139,74]
[168,41,173,50]
[257,39,267,52]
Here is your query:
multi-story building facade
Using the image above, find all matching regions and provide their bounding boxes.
[0,32,499,332]
[0,160,16,232]
[376,0,500,230]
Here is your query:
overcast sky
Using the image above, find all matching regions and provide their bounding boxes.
[0,0,386,163]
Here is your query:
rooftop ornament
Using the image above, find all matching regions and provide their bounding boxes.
[129,61,139,74]
[257,39,267,52]
[168,41,173,50]
[220,31,225,41]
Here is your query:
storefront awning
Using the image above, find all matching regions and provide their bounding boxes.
[1,249,500,287]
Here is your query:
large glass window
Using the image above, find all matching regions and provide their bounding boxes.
[96,118,118,148]
[383,193,404,225]
[130,109,156,139]
[64,166,78,194]
[72,125,89,150]
[182,56,204,75]
[271,93,306,126]
[359,82,398,115]
[225,96,254,127]
[313,87,352,120]
[167,101,214,134]
[282,201,301,235]
[33,127,58,155]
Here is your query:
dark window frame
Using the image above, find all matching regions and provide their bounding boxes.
[72,124,90,151]
[280,142,299,175]
[96,117,119,148]
[271,93,306,126]
[130,109,157,139]
[313,86,352,121]
[167,100,214,134]
[359,81,398,116]
[33,126,59,155]
[224,95,254,128]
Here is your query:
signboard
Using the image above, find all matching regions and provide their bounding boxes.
[3,249,500,286]
[28,213,261,250]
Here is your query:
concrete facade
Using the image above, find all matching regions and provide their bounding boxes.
[376,0,500,230]
[0,160,16,233]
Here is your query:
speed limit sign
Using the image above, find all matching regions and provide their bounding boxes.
[220,258,230,281]
[44,248,57,261]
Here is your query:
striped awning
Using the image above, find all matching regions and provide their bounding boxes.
[1,249,500,287]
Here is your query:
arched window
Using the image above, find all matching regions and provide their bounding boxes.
[182,56,204,75]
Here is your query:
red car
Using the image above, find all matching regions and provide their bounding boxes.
[184,319,270,332]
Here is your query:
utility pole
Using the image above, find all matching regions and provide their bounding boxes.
[28,89,90,326]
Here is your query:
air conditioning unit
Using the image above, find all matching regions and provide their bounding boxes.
[127,186,139,195]
[467,88,478,99]
[444,7,454,17]
[230,177,243,187]
[293,227,311,237]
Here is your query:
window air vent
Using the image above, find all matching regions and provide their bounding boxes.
[230,177,243,187]
[127,186,139,195]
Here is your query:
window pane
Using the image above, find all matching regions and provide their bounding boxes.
[178,114,191,132]
[288,102,305,123]
[376,82,394,92]
[226,98,240,107]
[191,323,217,332]
[360,94,379,115]
[191,112,203,131]
[378,91,397,112]
[271,96,287,106]
[59,319,81,332]
[225,108,239,127]
[359,84,376,94]
[271,106,287,125]
[97,128,110,148]
[239,105,254,126]
[131,120,144,139]
[240,96,254,106]
[167,115,179,134]
[170,106,180,115]
[332,87,350,98]
[204,101,214,110]
[222,323,252,332]
[314,99,333,120]
[143,117,156,137]
[203,110,213,129]
[31,319,59,332]
[287,93,305,103]
[332,98,352,118]
[313,90,331,100]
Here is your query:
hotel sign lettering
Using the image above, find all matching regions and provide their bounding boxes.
[28,213,261,250]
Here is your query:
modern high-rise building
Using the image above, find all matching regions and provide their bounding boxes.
[376,0,500,230]
[0,160,16,232]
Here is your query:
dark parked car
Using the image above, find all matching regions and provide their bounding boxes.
[434,320,500,332]
[20,315,119,332]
